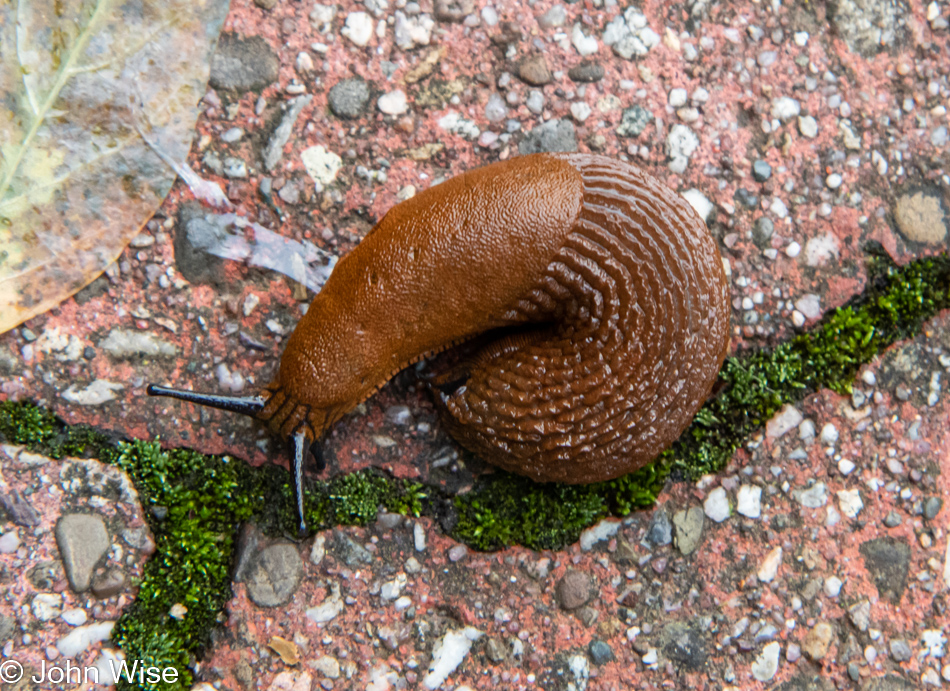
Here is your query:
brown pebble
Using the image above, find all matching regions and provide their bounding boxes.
[434,0,474,23]
[802,621,835,661]
[517,55,553,86]
[568,61,605,83]
[555,569,592,610]
[254,0,277,8]
[91,568,128,599]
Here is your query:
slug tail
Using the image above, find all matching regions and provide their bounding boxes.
[146,384,267,417]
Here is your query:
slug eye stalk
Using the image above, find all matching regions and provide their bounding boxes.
[146,383,319,536]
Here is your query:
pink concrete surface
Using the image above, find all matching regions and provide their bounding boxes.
[1,0,949,688]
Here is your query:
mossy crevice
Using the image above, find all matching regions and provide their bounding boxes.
[0,249,947,690]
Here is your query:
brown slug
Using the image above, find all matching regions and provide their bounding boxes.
[149,153,731,533]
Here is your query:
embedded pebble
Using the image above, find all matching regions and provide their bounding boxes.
[703,487,731,523]
[342,12,374,46]
[422,627,483,690]
[56,513,110,593]
[824,576,843,597]
[837,489,864,518]
[378,90,409,115]
[736,485,762,518]
[766,405,803,438]
[579,519,620,551]
[757,546,783,582]
[751,641,781,681]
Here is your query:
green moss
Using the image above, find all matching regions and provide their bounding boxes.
[0,250,947,689]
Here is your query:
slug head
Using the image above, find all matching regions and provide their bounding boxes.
[145,383,322,536]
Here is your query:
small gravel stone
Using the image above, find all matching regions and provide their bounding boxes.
[890,639,913,662]
[837,489,863,518]
[703,487,731,523]
[766,404,803,438]
[588,640,615,665]
[826,173,843,190]
[519,119,577,154]
[210,34,280,92]
[668,88,688,108]
[736,485,762,518]
[923,496,943,520]
[538,5,567,29]
[752,160,772,182]
[798,115,819,138]
[646,508,672,546]
[758,546,783,582]
[32,593,63,621]
[753,217,774,248]
[820,423,839,445]
[570,102,592,122]
[617,106,652,138]
[824,576,842,597]
[517,55,553,86]
[378,90,408,115]
[802,622,834,661]
[568,61,605,83]
[56,514,110,593]
[342,12,374,46]
[556,570,592,610]
[328,78,371,119]
[672,506,704,555]
[246,542,304,607]
[448,545,468,562]
[572,23,599,56]
[771,97,801,121]
[884,511,902,528]
[751,641,781,682]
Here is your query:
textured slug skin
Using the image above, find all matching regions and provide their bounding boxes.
[266,153,730,484]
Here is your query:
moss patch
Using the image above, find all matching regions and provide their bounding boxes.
[0,250,948,689]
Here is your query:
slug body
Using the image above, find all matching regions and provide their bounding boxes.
[150,153,730,527]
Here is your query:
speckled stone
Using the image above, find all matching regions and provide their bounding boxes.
[55,513,110,593]
[555,570,592,610]
[245,542,303,607]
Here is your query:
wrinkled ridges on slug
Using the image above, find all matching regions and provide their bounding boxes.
[437,154,731,484]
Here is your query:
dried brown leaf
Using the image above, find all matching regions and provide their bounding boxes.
[0,0,230,334]
[268,635,300,665]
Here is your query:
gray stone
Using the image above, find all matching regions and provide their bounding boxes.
[892,188,948,246]
[568,61,605,83]
[828,0,909,57]
[330,531,373,566]
[859,537,910,604]
[588,640,615,664]
[518,119,577,154]
[645,508,672,546]
[91,568,127,599]
[56,514,110,593]
[434,0,474,22]
[883,511,902,528]
[888,638,912,662]
[860,674,917,691]
[617,106,652,138]
[735,188,759,209]
[0,489,41,526]
[772,673,835,691]
[245,542,303,607]
[174,201,231,286]
[660,622,707,670]
[923,496,943,520]
[672,506,704,555]
[753,217,775,248]
[328,78,371,119]
[263,95,313,172]
[555,569,592,610]
[485,637,508,662]
[0,614,14,644]
[752,160,772,182]
[210,34,280,92]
